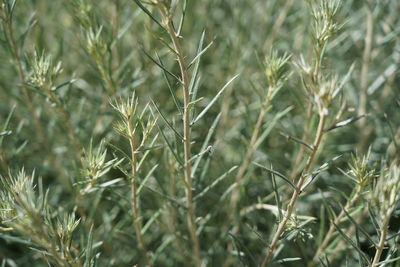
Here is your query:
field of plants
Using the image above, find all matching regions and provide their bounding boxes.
[0,0,399,266]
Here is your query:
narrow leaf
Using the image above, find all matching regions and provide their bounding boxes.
[324,115,368,132]
[189,30,205,96]
[342,206,375,245]
[152,100,183,140]
[141,48,181,82]
[194,166,238,201]
[156,123,184,168]
[157,53,182,115]
[191,113,221,176]
[143,185,186,209]
[191,74,239,125]
[187,39,214,69]
[332,222,370,264]
[177,0,187,36]
[271,171,283,220]
[141,206,164,235]
[253,162,296,190]
[132,0,166,31]
[0,104,16,145]
[137,164,158,195]
[254,106,293,148]
[280,132,312,150]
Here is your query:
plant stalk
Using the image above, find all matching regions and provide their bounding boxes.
[261,113,326,267]
[371,215,389,266]
[358,6,373,121]
[230,107,268,213]
[128,120,152,266]
[313,185,362,262]
[3,10,49,149]
[165,18,201,267]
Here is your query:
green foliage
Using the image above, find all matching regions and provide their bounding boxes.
[0,0,399,266]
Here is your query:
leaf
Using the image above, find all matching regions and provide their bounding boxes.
[137,164,158,195]
[194,166,237,201]
[317,202,326,246]
[274,258,302,264]
[228,233,256,267]
[142,185,186,209]
[153,236,174,262]
[141,206,164,235]
[157,53,182,115]
[84,226,95,267]
[187,39,214,69]
[191,113,221,176]
[156,123,184,168]
[0,104,16,145]
[188,30,205,76]
[189,31,206,120]
[254,106,293,148]
[17,15,37,48]
[54,79,76,91]
[332,222,370,264]
[0,130,12,136]
[378,256,400,266]
[176,0,187,36]
[367,204,381,236]
[341,206,375,245]
[99,178,123,188]
[332,62,355,99]
[189,76,202,121]
[141,48,181,82]
[0,233,36,247]
[137,134,159,170]
[280,132,312,150]
[301,155,342,191]
[324,115,367,132]
[132,0,166,31]
[253,162,296,190]
[387,229,400,241]
[191,74,239,125]
[271,171,283,220]
[318,257,330,267]
[152,100,183,140]
[367,63,397,95]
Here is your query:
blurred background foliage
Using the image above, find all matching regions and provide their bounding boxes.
[0,0,399,266]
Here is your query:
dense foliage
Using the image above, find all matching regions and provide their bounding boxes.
[0,0,399,266]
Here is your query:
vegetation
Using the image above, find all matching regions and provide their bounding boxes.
[0,0,399,266]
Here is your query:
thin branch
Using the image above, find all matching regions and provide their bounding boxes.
[261,113,326,267]
[165,13,201,267]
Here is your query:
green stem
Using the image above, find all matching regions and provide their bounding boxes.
[261,113,326,267]
[371,216,389,267]
[165,17,201,267]
[127,120,152,267]
[3,9,49,150]
[313,185,362,262]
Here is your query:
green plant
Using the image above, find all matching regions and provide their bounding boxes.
[0,0,399,266]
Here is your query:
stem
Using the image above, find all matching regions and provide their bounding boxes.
[166,18,201,267]
[289,103,313,180]
[223,107,268,267]
[230,107,268,213]
[371,216,389,267]
[263,0,294,51]
[261,113,326,267]
[323,207,367,264]
[44,88,81,156]
[128,120,152,266]
[313,185,362,262]
[3,10,49,150]
[0,150,9,171]
[358,6,373,121]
